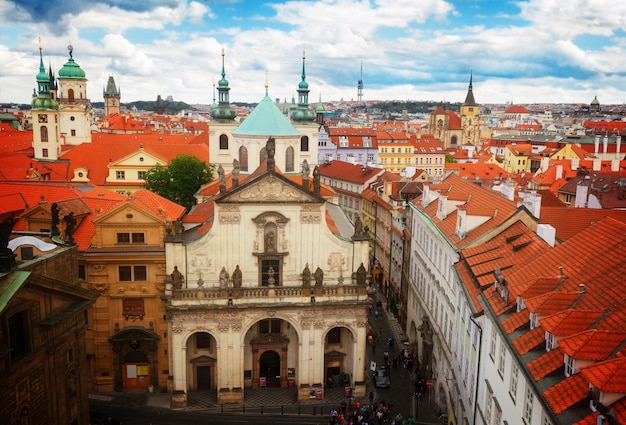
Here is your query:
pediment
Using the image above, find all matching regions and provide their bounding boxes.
[217,172,324,204]
[92,201,163,225]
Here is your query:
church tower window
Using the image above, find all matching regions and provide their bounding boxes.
[239,146,248,172]
[285,146,294,172]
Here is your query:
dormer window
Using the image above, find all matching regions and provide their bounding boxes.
[545,332,555,351]
[564,354,575,377]
[530,312,539,329]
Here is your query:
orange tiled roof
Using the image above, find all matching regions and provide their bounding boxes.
[501,310,530,334]
[543,373,588,414]
[318,160,384,184]
[512,326,546,354]
[528,347,564,380]
[580,356,626,393]
[559,330,626,361]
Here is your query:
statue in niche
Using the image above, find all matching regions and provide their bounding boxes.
[232,265,242,288]
[265,230,275,252]
[314,266,324,286]
[219,266,229,288]
[50,202,60,236]
[302,263,311,286]
[267,266,276,286]
[313,165,321,193]
[217,164,226,192]
[170,266,184,289]
[356,262,367,285]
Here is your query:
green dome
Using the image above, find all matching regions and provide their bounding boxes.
[298,79,309,90]
[32,96,58,110]
[218,77,229,88]
[591,95,600,105]
[59,57,86,79]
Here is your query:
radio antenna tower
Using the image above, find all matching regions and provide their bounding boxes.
[357,61,363,102]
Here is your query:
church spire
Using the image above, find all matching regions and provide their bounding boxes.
[210,47,237,121]
[290,47,315,124]
[463,70,477,106]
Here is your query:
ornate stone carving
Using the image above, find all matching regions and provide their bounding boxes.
[327,252,345,270]
[300,205,321,223]
[191,254,212,270]
[238,175,306,201]
[171,323,184,333]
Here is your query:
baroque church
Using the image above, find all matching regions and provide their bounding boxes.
[31,42,93,161]
[163,62,372,405]
[208,49,320,175]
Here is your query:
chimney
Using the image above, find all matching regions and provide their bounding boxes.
[556,164,563,180]
[579,283,585,293]
[558,266,564,277]
[603,135,608,154]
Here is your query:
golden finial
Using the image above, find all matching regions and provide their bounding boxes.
[265,70,269,90]
[221,46,225,57]
[38,36,42,51]
[302,43,306,60]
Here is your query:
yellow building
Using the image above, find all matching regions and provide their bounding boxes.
[377,131,412,172]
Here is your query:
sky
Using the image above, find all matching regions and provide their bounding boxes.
[1,0,625,106]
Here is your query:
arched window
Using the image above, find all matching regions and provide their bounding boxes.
[300,136,309,152]
[239,146,248,172]
[68,89,75,101]
[451,136,458,145]
[219,134,228,150]
[260,147,267,165]
[40,126,48,143]
[285,146,294,172]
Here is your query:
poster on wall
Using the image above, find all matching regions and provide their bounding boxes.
[137,365,148,376]
[127,364,137,378]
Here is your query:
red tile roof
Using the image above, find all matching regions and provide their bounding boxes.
[512,326,546,354]
[528,347,564,380]
[544,373,588,414]
[559,330,626,361]
[580,356,626,393]
[318,160,384,184]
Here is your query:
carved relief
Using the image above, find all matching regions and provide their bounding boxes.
[89,282,109,293]
[172,323,184,333]
[238,175,305,201]
[327,252,345,270]
[300,205,321,223]
[191,254,212,271]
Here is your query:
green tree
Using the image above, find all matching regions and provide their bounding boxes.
[445,153,457,163]
[144,154,214,211]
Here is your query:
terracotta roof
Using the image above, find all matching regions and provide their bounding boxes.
[580,356,626,393]
[318,160,384,184]
[559,330,626,361]
[0,192,27,215]
[540,207,626,241]
[528,346,564,380]
[512,326,546,354]
[501,310,530,334]
[543,373,588,414]
[504,105,530,114]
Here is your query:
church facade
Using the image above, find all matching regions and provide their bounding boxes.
[163,138,372,406]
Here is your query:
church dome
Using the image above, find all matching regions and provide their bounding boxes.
[591,95,600,105]
[32,96,58,110]
[59,57,86,79]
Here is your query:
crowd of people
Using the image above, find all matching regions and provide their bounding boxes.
[328,397,414,425]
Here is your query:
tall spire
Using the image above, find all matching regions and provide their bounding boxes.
[290,47,315,124]
[357,61,363,102]
[210,47,237,121]
[463,70,477,106]
[32,37,57,111]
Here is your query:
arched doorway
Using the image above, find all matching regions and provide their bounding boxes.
[259,351,281,387]
[109,327,160,392]
[324,327,355,388]
[186,331,218,391]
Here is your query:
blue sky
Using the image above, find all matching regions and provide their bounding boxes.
[1,0,625,106]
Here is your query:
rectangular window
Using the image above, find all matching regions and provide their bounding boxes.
[485,386,493,424]
[78,264,86,280]
[510,363,519,401]
[132,233,145,243]
[133,265,147,281]
[138,171,146,179]
[196,333,211,349]
[71,129,76,136]
[119,266,132,281]
[117,233,130,243]
[546,332,554,351]
[116,171,125,180]
[490,327,497,360]
[259,319,281,334]
[20,246,34,261]
[564,355,575,377]
[327,328,341,344]
[523,386,534,423]
[498,341,506,377]
[8,310,31,363]
[42,148,49,158]
[261,259,280,286]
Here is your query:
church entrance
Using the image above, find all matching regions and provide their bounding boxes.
[259,350,281,387]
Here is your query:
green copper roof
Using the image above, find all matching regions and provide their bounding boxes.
[233,92,301,136]
[59,57,86,79]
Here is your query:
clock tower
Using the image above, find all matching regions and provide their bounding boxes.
[57,45,92,146]
[31,40,60,161]
[103,75,121,116]
[460,72,480,147]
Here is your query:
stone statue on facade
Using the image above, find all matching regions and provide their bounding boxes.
[232,159,240,188]
[218,164,226,192]
[266,137,276,171]
[302,263,311,286]
[356,262,367,285]
[301,160,310,189]
[63,212,77,244]
[50,202,60,236]
[314,266,324,286]
[313,166,321,193]
[171,266,184,289]
[219,266,230,288]
[232,265,242,288]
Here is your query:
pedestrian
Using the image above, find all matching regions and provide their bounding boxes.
[369,391,374,405]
